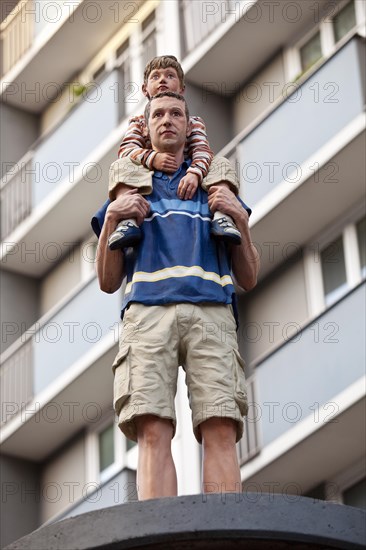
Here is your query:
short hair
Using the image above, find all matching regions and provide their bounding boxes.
[143,55,185,88]
[144,92,190,125]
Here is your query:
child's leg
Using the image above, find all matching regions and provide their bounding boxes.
[201,157,241,245]
[108,159,153,250]
[108,183,142,249]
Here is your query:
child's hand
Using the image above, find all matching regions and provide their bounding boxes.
[178,172,199,200]
[153,152,178,173]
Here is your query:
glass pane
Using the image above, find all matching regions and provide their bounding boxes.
[321,236,347,305]
[356,217,366,277]
[343,478,366,509]
[142,10,155,32]
[333,1,356,43]
[126,438,136,451]
[300,32,322,72]
[142,31,157,71]
[116,39,129,60]
[99,424,114,472]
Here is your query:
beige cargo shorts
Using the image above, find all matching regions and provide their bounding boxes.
[112,303,248,443]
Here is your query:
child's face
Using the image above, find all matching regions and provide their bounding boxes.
[142,67,184,98]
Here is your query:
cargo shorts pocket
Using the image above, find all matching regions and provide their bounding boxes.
[112,345,131,415]
[233,349,248,416]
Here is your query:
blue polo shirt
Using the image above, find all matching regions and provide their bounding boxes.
[91,161,251,319]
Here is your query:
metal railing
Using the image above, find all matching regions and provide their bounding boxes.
[0,0,34,77]
[0,338,33,425]
[237,376,260,465]
[1,152,33,240]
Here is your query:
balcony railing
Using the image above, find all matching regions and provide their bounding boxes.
[0,152,33,240]
[180,0,234,55]
[252,282,365,447]
[237,375,260,465]
[0,276,121,425]
[222,35,365,208]
[0,0,34,77]
[0,338,33,425]
[1,69,123,239]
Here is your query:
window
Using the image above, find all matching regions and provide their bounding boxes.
[99,423,114,473]
[126,439,136,451]
[87,417,138,485]
[141,11,157,69]
[356,217,366,278]
[300,31,322,72]
[115,39,131,121]
[290,1,358,81]
[305,212,365,317]
[333,1,356,43]
[320,236,348,306]
[116,39,129,61]
[92,63,107,82]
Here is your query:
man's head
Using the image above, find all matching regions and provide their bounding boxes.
[144,92,191,154]
[142,55,185,99]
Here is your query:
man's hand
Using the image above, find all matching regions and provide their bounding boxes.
[107,188,150,226]
[207,185,248,225]
[178,172,199,200]
[208,185,259,291]
[152,152,178,173]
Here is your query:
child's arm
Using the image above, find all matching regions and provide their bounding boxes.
[118,115,178,172]
[117,115,156,168]
[186,116,214,181]
[177,115,214,200]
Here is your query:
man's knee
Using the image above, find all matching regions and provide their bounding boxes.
[200,417,238,447]
[135,414,174,446]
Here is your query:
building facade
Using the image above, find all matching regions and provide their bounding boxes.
[0,0,365,546]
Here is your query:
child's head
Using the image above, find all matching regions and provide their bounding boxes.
[142,55,185,98]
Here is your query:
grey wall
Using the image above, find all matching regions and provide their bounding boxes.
[0,454,40,548]
[0,103,39,178]
[0,269,40,354]
[184,82,232,154]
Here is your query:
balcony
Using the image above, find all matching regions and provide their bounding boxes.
[1,69,122,234]
[234,36,365,208]
[253,282,365,444]
[0,275,121,432]
[181,0,332,91]
[0,0,133,112]
[0,68,128,276]
[241,282,365,492]
[225,34,365,279]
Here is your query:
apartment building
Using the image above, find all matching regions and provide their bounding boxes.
[1,0,365,546]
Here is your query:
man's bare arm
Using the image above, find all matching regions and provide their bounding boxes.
[96,189,150,293]
[207,186,260,291]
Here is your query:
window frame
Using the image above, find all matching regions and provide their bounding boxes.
[85,411,138,486]
[304,204,365,317]
[329,458,366,506]
[285,1,360,81]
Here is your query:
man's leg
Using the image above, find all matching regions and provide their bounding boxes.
[135,414,177,500]
[200,417,241,494]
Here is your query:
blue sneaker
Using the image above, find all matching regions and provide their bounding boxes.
[211,214,242,245]
[108,219,141,250]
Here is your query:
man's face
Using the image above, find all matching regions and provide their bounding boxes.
[143,67,184,98]
[148,97,190,153]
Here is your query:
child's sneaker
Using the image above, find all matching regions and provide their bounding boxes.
[108,219,141,250]
[211,213,241,245]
